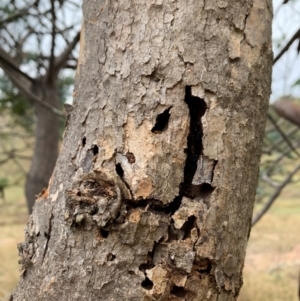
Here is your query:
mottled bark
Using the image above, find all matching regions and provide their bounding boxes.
[13,0,272,300]
[25,83,60,214]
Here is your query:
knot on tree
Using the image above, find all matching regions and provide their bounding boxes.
[65,173,122,230]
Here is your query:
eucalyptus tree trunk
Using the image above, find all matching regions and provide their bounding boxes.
[13,0,272,300]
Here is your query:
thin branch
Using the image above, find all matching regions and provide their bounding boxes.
[264,127,298,155]
[0,133,32,139]
[0,46,34,83]
[47,0,57,82]
[17,27,35,52]
[8,173,25,187]
[0,10,30,27]
[0,47,64,117]
[252,164,300,226]
[55,24,76,35]
[0,151,31,165]
[53,31,80,75]
[13,154,32,160]
[263,136,285,155]
[266,141,300,176]
[0,156,12,165]
[64,63,77,69]
[261,173,280,188]
[66,0,81,8]
[12,157,27,174]
[273,28,300,65]
[267,113,300,157]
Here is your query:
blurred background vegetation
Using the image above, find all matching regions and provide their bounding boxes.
[0,0,300,300]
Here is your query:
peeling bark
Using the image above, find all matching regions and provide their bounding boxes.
[13,0,272,300]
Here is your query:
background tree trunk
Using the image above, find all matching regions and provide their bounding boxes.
[25,83,60,213]
[13,0,272,300]
[0,2,80,213]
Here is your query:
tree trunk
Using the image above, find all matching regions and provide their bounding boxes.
[25,83,60,213]
[13,0,272,300]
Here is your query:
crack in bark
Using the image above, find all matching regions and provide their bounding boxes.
[65,86,217,294]
[182,215,197,240]
[181,86,207,198]
[151,107,172,133]
[124,196,182,215]
[115,162,134,199]
[170,285,189,298]
[125,86,215,215]
[139,241,159,289]
[42,210,54,264]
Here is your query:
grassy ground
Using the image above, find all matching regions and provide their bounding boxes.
[0,181,299,300]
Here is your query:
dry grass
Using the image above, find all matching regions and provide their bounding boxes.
[0,224,26,301]
[239,180,300,301]
[0,119,31,300]
[0,186,28,301]
[0,177,299,300]
[239,269,299,301]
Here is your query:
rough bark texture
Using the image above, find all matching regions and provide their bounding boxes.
[13,0,272,300]
[25,83,60,213]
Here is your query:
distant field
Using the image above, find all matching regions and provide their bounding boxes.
[0,186,28,301]
[0,177,299,300]
[0,125,30,301]
[239,180,300,301]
